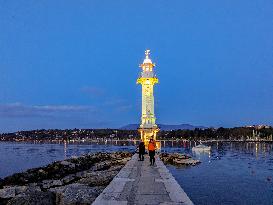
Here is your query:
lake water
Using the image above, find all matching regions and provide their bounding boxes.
[163,141,273,205]
[0,141,272,205]
[0,141,135,178]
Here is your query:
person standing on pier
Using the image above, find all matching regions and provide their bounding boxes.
[148,138,156,165]
[138,140,145,161]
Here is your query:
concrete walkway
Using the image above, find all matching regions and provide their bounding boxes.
[92,154,194,205]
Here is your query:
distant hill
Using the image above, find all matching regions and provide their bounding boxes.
[120,124,207,131]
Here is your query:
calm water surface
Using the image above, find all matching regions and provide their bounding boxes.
[0,141,272,205]
[0,141,135,178]
[162,141,273,205]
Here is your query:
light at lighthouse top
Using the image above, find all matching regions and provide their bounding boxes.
[143,50,153,64]
[140,50,155,69]
[139,49,157,78]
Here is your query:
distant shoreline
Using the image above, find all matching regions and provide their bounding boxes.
[1,126,272,143]
[0,139,272,144]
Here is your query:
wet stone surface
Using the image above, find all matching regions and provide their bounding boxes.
[159,153,201,166]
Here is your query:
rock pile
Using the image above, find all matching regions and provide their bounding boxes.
[159,153,201,166]
[0,152,132,205]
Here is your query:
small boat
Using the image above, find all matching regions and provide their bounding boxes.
[192,144,211,152]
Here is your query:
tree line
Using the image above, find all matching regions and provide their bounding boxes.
[1,127,272,141]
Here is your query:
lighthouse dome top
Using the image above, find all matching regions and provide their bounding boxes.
[143,49,153,64]
[143,58,152,64]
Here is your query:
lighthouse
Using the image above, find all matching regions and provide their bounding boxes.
[137,50,160,147]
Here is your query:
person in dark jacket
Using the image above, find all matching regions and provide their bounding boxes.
[138,140,145,161]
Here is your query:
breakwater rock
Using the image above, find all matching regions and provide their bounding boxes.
[0,152,132,205]
[159,153,201,166]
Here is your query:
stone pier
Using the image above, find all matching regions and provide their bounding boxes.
[92,154,194,205]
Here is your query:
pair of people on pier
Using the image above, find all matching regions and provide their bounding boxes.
[138,138,156,166]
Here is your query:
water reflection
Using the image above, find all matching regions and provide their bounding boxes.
[162,141,273,205]
[0,141,135,179]
[64,141,67,159]
[159,140,272,161]
[0,140,272,205]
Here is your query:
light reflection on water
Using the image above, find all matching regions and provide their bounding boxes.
[0,141,135,178]
[162,141,273,205]
[0,141,272,205]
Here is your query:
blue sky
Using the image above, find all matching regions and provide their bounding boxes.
[0,1,272,132]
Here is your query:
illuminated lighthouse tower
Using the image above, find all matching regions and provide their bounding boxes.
[137,50,160,147]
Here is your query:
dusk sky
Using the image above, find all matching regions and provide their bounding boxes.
[0,1,272,132]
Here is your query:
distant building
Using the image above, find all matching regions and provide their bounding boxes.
[245,125,271,129]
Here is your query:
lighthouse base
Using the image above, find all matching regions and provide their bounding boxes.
[138,127,161,150]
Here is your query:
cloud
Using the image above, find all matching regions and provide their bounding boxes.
[32,105,91,112]
[102,97,133,113]
[115,104,133,112]
[81,86,105,97]
[103,98,127,106]
[0,103,96,118]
